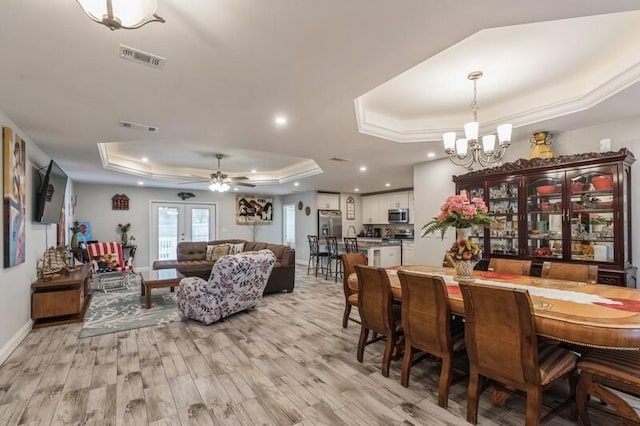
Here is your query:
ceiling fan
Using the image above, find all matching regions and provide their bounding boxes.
[181,154,255,192]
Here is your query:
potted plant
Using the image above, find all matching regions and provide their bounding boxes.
[117,223,131,246]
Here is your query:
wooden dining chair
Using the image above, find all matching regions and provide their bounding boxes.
[488,258,532,276]
[459,282,578,426]
[397,270,465,408]
[340,252,368,328]
[354,264,402,377]
[576,349,640,425]
[541,261,598,283]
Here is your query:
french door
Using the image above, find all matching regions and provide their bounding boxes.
[150,202,217,263]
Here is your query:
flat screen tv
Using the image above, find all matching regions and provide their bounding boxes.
[35,160,68,224]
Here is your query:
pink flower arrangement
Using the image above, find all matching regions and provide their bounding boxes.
[422,195,493,239]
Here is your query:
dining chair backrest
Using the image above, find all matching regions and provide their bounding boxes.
[344,237,359,253]
[397,271,454,356]
[355,264,394,336]
[541,261,598,283]
[460,282,539,385]
[308,235,320,256]
[488,258,532,276]
[342,252,368,294]
[326,236,339,256]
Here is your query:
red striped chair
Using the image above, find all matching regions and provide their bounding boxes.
[87,241,134,292]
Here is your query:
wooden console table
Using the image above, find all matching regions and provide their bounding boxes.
[31,263,92,328]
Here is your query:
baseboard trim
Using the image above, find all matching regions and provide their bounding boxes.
[0,319,32,366]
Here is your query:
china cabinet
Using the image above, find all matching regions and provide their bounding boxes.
[454,149,636,287]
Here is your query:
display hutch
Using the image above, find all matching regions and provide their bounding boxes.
[454,149,636,287]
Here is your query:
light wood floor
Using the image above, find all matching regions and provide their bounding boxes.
[0,265,633,425]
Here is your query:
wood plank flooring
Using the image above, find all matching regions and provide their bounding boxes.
[0,265,635,425]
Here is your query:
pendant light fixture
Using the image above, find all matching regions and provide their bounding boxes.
[76,0,165,31]
[443,71,512,170]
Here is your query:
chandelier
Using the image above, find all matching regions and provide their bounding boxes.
[76,0,165,31]
[443,71,512,170]
[208,179,230,193]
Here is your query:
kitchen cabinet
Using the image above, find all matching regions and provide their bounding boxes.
[401,241,415,265]
[454,149,636,287]
[386,192,409,209]
[317,192,340,210]
[362,196,380,224]
[367,245,401,268]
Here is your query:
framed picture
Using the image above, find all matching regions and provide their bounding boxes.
[346,196,356,220]
[3,127,26,267]
[236,194,274,224]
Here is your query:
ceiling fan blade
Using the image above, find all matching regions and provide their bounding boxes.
[179,179,209,184]
[234,182,256,188]
[230,176,249,181]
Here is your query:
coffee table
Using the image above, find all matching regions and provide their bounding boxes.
[140,269,184,309]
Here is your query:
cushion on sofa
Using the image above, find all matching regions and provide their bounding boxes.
[206,244,230,262]
[177,242,209,261]
[228,242,245,255]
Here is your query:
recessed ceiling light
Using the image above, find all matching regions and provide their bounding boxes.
[294,182,299,186]
[234,188,239,191]
[359,166,367,172]
[274,116,287,126]
[141,156,149,162]
[251,169,257,173]
[427,152,435,158]
[355,188,359,192]
[385,183,391,187]
[137,181,144,185]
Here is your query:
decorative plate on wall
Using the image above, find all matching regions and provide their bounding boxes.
[305,206,311,216]
[298,201,303,210]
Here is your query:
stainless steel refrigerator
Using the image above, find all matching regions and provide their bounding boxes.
[318,210,342,238]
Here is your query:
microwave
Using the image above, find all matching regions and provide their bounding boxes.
[388,208,409,223]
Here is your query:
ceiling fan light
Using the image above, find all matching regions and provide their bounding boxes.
[76,0,164,30]
[464,121,479,142]
[443,132,456,153]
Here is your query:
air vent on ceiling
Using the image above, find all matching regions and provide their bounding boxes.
[119,45,166,69]
[120,120,159,133]
[330,157,352,162]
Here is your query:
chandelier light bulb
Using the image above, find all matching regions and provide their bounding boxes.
[464,122,479,142]
[443,132,456,153]
[497,123,513,146]
[456,139,468,157]
[482,135,496,154]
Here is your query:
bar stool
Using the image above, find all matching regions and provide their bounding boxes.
[325,237,343,282]
[343,237,359,253]
[307,235,328,276]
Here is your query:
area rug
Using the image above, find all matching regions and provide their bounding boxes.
[79,277,182,338]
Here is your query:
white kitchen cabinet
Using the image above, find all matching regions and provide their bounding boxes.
[401,241,415,265]
[377,195,389,225]
[317,193,340,210]
[386,192,409,209]
[361,196,379,224]
[367,245,402,268]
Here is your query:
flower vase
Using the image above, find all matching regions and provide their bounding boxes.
[452,227,476,283]
[70,233,79,251]
[121,232,128,246]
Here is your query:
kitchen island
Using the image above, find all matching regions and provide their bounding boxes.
[343,238,402,268]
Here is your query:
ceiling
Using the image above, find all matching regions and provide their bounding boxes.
[1,1,640,195]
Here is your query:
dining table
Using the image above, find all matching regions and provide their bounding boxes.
[348,265,640,350]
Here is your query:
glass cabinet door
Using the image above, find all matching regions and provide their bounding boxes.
[526,174,564,260]
[568,167,615,263]
[487,180,519,256]
[459,185,486,255]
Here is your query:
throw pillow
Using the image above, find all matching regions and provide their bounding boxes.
[206,244,230,262]
[95,254,118,272]
[228,243,245,255]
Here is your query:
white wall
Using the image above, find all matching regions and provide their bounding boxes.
[0,112,57,364]
[413,116,640,270]
[74,184,283,269]
[283,191,317,264]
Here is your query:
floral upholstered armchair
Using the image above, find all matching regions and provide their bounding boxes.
[177,249,276,325]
